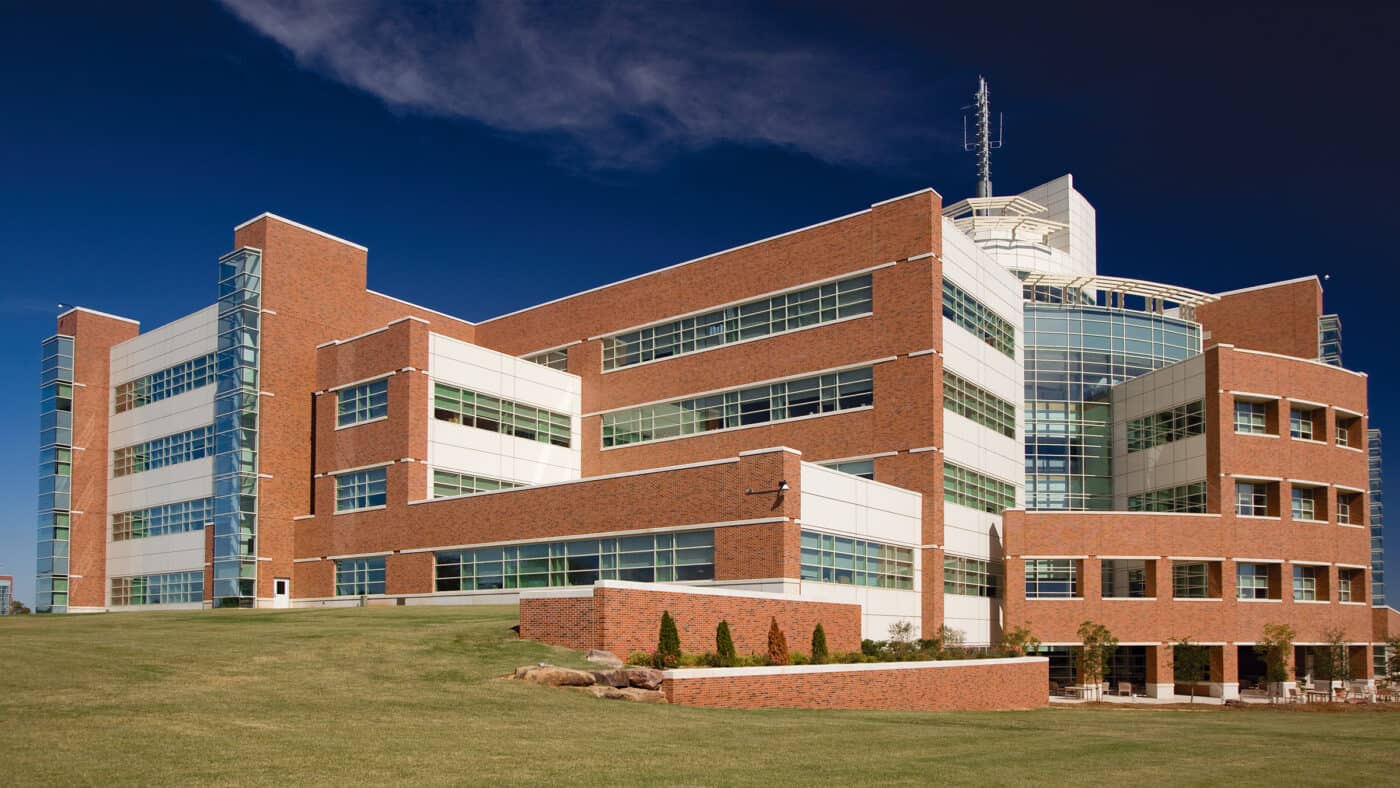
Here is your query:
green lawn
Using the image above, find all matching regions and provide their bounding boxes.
[1,606,1396,786]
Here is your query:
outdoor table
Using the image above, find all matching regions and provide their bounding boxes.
[1305,689,1330,703]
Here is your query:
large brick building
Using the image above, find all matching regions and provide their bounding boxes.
[34,174,1392,697]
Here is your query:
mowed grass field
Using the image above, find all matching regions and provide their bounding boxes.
[2,606,1397,786]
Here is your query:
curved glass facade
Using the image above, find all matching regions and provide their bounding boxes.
[1024,304,1200,510]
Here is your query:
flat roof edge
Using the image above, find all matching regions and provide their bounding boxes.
[234,212,369,252]
[57,305,140,325]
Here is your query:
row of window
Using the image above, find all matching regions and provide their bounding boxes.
[1233,480,1362,523]
[944,372,1016,439]
[944,461,1016,514]
[114,353,216,414]
[110,571,204,606]
[336,468,388,512]
[942,279,1015,358]
[1027,558,1364,602]
[1126,400,1204,452]
[111,497,214,541]
[601,275,873,371]
[799,530,914,589]
[602,367,873,448]
[944,555,1001,597]
[433,382,572,448]
[525,349,569,371]
[1234,399,1361,447]
[1127,481,1207,513]
[431,469,522,498]
[337,379,388,427]
[112,425,214,477]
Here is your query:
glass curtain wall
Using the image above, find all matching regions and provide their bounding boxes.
[211,249,262,607]
[36,335,74,613]
[1023,302,1200,510]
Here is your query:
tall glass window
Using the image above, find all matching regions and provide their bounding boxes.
[36,334,74,613]
[337,378,388,427]
[602,275,872,370]
[800,531,914,589]
[1023,304,1200,511]
[1025,559,1079,598]
[602,367,873,448]
[336,468,388,512]
[433,382,572,448]
[336,557,387,596]
[435,530,714,590]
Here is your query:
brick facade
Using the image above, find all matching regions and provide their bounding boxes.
[1195,277,1323,360]
[519,581,862,657]
[661,658,1048,711]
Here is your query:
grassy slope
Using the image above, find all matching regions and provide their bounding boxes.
[1,606,1397,786]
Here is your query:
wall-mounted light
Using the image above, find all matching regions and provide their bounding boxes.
[745,480,790,495]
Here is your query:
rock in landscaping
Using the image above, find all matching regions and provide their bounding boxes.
[513,663,551,680]
[576,685,667,703]
[623,667,664,690]
[518,666,596,687]
[591,669,630,688]
[585,649,623,667]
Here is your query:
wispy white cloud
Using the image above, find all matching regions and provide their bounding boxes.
[219,0,935,168]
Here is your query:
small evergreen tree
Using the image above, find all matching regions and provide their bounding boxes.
[654,610,681,669]
[811,623,829,664]
[1171,636,1211,704]
[715,620,737,667]
[767,617,790,666]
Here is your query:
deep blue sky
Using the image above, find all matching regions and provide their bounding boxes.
[2,2,1396,606]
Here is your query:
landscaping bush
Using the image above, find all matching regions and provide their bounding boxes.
[766,617,790,666]
[811,623,829,664]
[715,620,737,667]
[625,650,652,666]
[654,611,681,669]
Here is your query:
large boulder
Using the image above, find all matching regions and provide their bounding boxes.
[592,669,630,688]
[576,685,667,703]
[623,667,664,690]
[519,666,596,687]
[585,649,624,668]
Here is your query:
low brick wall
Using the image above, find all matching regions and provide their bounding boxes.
[661,658,1049,712]
[519,580,862,657]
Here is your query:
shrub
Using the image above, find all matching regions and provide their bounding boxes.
[625,650,652,666]
[811,623,829,664]
[997,624,1041,658]
[715,620,737,667]
[654,611,681,669]
[1255,623,1296,686]
[767,617,790,666]
[861,639,881,657]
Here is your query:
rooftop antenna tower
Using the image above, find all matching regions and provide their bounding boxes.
[963,75,1003,199]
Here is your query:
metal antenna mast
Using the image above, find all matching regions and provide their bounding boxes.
[962,76,1003,198]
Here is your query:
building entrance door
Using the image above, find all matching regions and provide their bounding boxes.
[273,578,290,609]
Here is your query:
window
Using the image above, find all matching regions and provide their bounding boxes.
[1172,561,1210,599]
[943,279,1015,358]
[944,462,1016,514]
[114,353,216,413]
[112,425,214,477]
[433,382,572,448]
[1128,481,1207,513]
[110,571,204,606]
[602,275,872,370]
[112,497,214,541]
[1291,486,1321,521]
[1336,415,1358,448]
[1234,399,1269,434]
[1292,565,1320,601]
[435,530,714,590]
[431,470,522,498]
[1025,559,1079,598]
[1337,492,1362,525]
[1339,575,1352,603]
[1289,407,1318,441]
[1101,559,1150,598]
[801,531,914,589]
[1236,563,1272,600]
[1127,400,1205,452]
[1339,569,1364,603]
[1235,481,1270,517]
[821,459,875,479]
[524,349,569,371]
[602,367,872,448]
[336,379,388,427]
[335,468,387,512]
[944,372,1016,438]
[335,557,386,596]
[944,555,1001,597]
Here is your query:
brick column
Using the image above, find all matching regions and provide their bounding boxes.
[1147,644,1175,699]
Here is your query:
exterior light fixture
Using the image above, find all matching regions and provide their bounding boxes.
[744,480,790,495]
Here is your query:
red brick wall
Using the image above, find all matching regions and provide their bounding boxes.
[518,582,862,657]
[57,310,139,609]
[518,595,596,651]
[662,658,1047,711]
[1195,278,1322,360]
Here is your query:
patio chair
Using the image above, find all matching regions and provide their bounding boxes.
[1116,681,1133,697]
[1286,687,1301,704]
